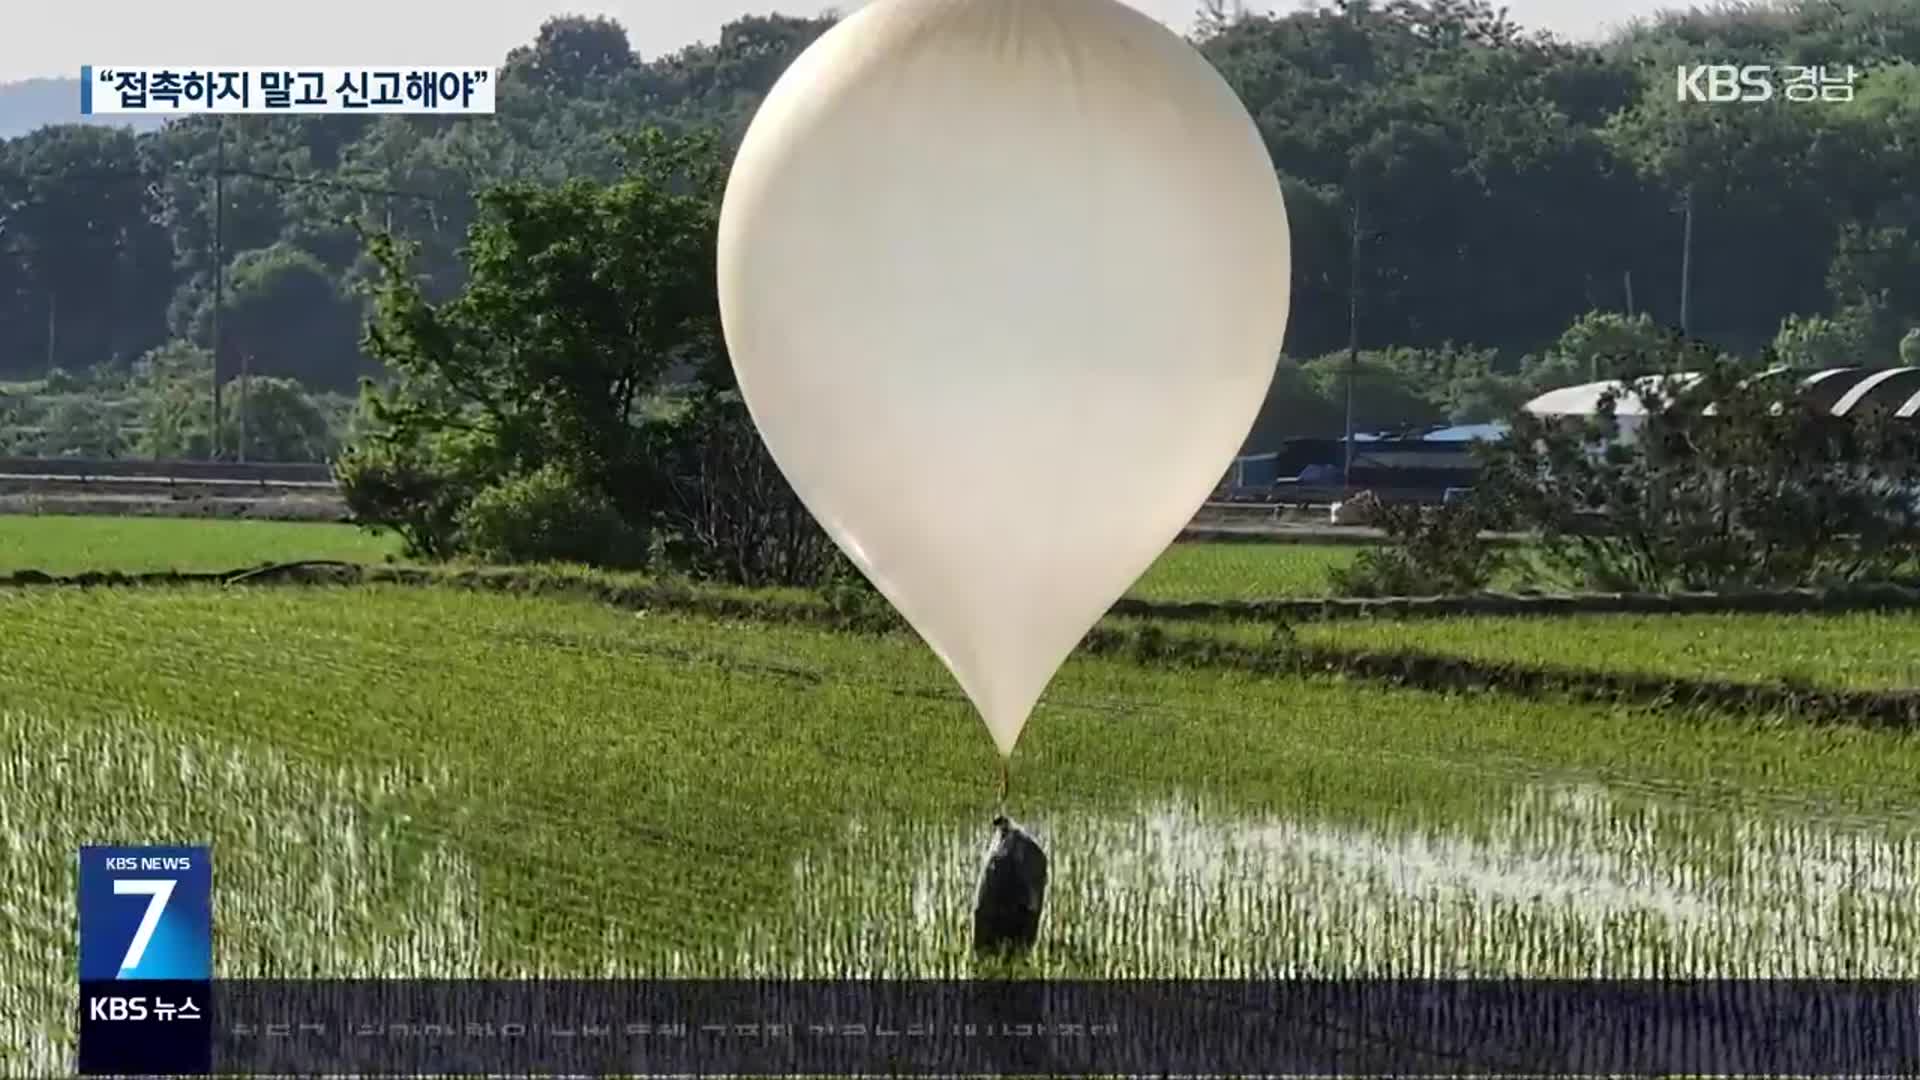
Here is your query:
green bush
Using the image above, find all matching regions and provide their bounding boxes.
[456,463,642,568]
[130,340,213,459]
[1328,499,1506,597]
[41,367,83,393]
[38,397,127,457]
[335,434,484,561]
[1545,311,1673,383]
[1479,345,1920,592]
[1773,305,1882,368]
[341,129,728,574]
[219,376,336,462]
[648,390,851,588]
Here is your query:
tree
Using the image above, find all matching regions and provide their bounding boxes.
[1546,311,1678,381]
[1773,304,1886,368]
[1301,347,1451,433]
[1328,497,1507,596]
[649,389,847,587]
[221,376,336,462]
[343,128,845,583]
[503,16,639,96]
[145,117,314,314]
[334,430,486,560]
[1442,370,1533,423]
[1601,51,1872,349]
[1199,1,1649,357]
[355,129,724,516]
[1826,63,1920,334]
[129,340,213,459]
[214,244,365,390]
[339,132,685,558]
[1242,358,1343,449]
[7,0,1920,426]
[1479,342,1920,591]
[0,125,171,374]
[38,397,126,457]
[457,462,637,566]
[1193,0,1247,38]
[1829,215,1920,332]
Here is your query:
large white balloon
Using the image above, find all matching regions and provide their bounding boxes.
[717,0,1291,758]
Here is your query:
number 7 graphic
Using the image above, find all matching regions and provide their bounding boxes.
[113,879,175,972]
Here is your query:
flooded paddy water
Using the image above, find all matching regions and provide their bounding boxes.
[729,785,1920,979]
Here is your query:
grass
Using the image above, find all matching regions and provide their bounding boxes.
[4,588,1920,959]
[6,585,1920,1070]
[3,510,1916,1076]
[1134,541,1573,602]
[0,515,1373,600]
[0,718,478,1075]
[1288,612,1920,691]
[1129,541,1359,600]
[0,514,1627,606]
[0,515,399,574]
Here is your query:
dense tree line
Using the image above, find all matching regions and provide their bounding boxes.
[0,0,1916,451]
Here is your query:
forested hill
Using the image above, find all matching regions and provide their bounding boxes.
[0,77,170,138]
[1,1,1917,434]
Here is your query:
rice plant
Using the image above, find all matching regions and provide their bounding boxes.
[684,784,1920,980]
[5,586,1920,1077]
[0,711,485,1076]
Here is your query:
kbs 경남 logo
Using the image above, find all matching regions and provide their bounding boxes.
[1676,64,1858,103]
[78,845,211,980]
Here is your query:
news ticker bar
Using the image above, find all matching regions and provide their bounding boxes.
[80,66,496,114]
[76,979,1920,1075]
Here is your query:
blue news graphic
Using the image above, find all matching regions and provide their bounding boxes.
[78,845,211,980]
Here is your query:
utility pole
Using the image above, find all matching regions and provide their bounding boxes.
[238,351,249,462]
[1343,197,1362,495]
[1623,270,1635,320]
[210,118,226,460]
[1678,185,1694,336]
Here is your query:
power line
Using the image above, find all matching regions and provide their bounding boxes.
[218,166,461,204]
[0,241,137,261]
[0,162,470,264]
[2,162,466,205]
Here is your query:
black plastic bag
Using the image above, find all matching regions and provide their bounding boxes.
[971,814,1048,957]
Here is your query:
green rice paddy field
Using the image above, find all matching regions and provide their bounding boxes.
[1298,612,1920,690]
[2,515,1918,1074]
[0,515,401,574]
[0,514,1366,598]
[1148,612,1920,691]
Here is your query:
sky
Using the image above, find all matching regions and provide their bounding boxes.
[0,0,1684,84]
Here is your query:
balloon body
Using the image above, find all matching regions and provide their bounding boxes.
[718,0,1291,757]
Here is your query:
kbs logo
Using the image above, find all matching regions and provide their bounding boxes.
[85,994,201,1021]
[77,845,211,980]
[77,846,213,1076]
[1676,65,1774,102]
[88,996,148,1021]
